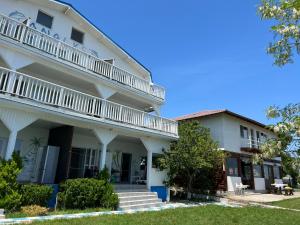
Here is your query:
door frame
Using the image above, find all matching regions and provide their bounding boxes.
[120,153,132,183]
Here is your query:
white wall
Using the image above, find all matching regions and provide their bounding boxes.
[150,168,166,186]
[198,114,225,147]
[254,178,266,191]
[227,176,241,192]
[0,0,150,80]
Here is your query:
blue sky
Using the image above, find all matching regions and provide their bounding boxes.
[67,0,299,124]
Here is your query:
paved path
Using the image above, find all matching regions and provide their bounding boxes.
[227,192,300,203]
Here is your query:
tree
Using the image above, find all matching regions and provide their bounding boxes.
[258,0,300,66]
[159,121,224,198]
[254,104,300,183]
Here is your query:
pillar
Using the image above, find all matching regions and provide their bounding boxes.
[93,128,118,170]
[147,149,153,190]
[5,130,18,160]
[0,108,37,159]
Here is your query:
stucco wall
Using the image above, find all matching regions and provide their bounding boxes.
[227,176,241,192]
[0,0,150,80]
[254,178,266,191]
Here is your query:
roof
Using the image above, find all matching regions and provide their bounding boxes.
[175,109,268,129]
[49,0,152,79]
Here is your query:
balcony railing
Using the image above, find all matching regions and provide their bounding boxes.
[0,13,165,100]
[241,138,262,150]
[0,67,177,136]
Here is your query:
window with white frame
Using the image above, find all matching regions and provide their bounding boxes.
[240,125,249,139]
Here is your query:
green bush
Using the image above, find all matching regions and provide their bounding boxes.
[0,154,23,212]
[57,178,118,210]
[21,184,53,207]
[97,167,110,182]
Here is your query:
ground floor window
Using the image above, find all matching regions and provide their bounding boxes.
[253,164,263,178]
[68,148,99,179]
[273,166,281,179]
[226,158,239,177]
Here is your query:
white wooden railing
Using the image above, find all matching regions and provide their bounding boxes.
[0,67,177,136]
[0,13,165,100]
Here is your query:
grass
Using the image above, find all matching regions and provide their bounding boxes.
[24,205,300,225]
[271,197,300,210]
[6,208,109,218]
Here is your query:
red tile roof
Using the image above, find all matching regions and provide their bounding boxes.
[174,109,267,128]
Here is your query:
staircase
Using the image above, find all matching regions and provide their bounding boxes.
[114,185,164,210]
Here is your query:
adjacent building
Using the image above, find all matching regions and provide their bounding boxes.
[175,109,282,192]
[0,0,178,194]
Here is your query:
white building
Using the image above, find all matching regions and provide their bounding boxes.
[176,109,282,193]
[0,0,178,197]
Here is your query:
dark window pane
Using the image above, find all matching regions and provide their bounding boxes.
[226,158,239,177]
[253,165,263,178]
[36,10,53,29]
[71,28,84,44]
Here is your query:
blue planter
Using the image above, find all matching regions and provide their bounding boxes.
[151,186,168,202]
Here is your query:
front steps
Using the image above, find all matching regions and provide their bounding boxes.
[115,186,164,210]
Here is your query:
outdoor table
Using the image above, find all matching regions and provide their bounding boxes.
[271,183,287,194]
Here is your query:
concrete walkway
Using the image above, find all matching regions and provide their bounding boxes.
[227,192,300,203]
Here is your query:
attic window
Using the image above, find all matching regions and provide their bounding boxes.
[36,10,53,29]
[71,28,84,44]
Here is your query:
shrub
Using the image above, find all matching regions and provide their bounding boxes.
[57,178,118,210]
[0,155,22,212]
[21,184,53,207]
[97,167,110,182]
[21,205,48,217]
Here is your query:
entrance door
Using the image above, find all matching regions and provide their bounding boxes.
[264,165,274,190]
[241,158,254,189]
[121,153,132,183]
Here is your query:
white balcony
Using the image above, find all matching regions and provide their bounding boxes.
[240,138,262,150]
[0,13,165,101]
[0,67,178,136]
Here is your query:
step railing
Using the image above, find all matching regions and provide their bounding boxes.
[0,13,165,100]
[0,67,177,135]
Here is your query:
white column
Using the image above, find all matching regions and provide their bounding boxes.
[0,108,38,160]
[5,130,18,160]
[147,149,153,190]
[94,128,117,170]
[100,143,108,170]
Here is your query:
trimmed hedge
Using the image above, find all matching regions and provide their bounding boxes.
[57,178,118,210]
[21,184,53,207]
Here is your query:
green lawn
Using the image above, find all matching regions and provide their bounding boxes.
[28,205,300,225]
[271,197,300,210]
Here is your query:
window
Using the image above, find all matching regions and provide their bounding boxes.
[226,158,239,177]
[273,166,281,179]
[253,165,263,178]
[240,125,249,138]
[36,10,53,29]
[71,28,84,44]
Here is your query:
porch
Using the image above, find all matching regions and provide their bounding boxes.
[0,113,169,190]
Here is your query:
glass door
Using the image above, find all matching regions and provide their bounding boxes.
[264,165,274,190]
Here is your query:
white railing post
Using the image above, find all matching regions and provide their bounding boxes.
[19,18,30,43]
[7,71,16,94]
[56,42,61,58]
[58,87,65,106]
[109,65,114,80]
[118,105,123,121]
